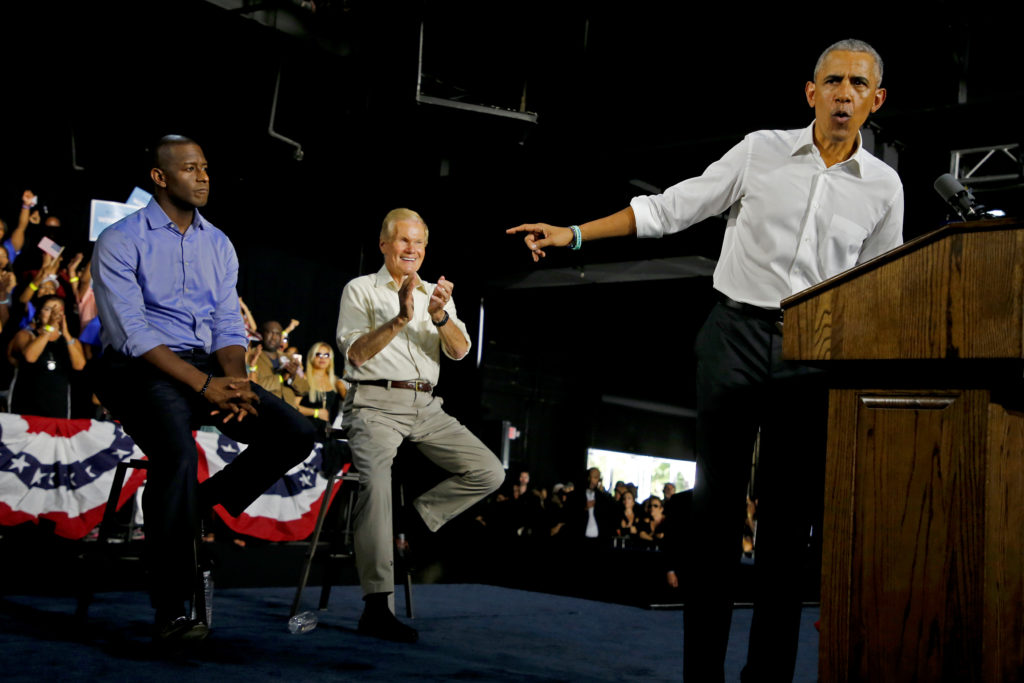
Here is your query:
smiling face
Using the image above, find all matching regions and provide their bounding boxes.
[805,50,886,152]
[380,219,427,283]
[153,142,210,210]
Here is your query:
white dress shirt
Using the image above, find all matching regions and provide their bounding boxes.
[585,489,599,538]
[336,265,470,385]
[630,122,904,309]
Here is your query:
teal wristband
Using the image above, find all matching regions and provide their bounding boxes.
[568,225,582,250]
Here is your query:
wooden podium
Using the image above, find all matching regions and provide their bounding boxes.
[781,219,1024,683]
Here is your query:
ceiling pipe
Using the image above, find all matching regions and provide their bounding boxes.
[269,66,304,160]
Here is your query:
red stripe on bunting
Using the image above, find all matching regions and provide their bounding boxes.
[211,465,347,542]
[20,415,95,438]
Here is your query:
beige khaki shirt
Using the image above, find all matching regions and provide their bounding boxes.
[336,265,470,386]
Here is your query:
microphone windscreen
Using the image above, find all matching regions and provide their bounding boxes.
[934,173,964,202]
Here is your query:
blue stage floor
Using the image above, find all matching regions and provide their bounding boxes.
[0,584,820,682]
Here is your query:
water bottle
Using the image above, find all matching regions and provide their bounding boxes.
[288,610,318,634]
[202,570,214,626]
[191,569,214,626]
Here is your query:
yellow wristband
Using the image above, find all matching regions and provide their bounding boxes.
[29,282,39,292]
[248,365,258,373]
[278,375,284,384]
[313,409,320,419]
[44,325,54,332]
[69,277,80,283]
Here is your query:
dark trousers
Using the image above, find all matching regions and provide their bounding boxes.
[683,302,827,683]
[95,349,315,617]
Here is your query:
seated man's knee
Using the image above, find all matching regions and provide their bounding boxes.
[480,457,505,494]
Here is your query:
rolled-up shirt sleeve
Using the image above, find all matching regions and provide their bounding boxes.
[630,136,749,239]
[336,279,371,357]
[440,297,471,361]
[93,228,165,357]
[210,241,248,352]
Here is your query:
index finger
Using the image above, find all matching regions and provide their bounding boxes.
[505,224,543,235]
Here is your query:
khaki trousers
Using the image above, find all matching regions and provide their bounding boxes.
[343,383,504,596]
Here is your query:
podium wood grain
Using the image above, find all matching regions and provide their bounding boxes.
[782,220,1024,683]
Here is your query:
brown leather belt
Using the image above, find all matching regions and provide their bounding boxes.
[354,379,433,393]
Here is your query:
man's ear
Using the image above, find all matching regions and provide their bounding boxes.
[150,167,167,189]
[871,87,887,113]
[805,81,816,108]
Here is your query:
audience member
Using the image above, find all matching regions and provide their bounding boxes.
[547,483,569,538]
[636,495,668,550]
[566,467,617,544]
[625,482,638,502]
[613,480,627,502]
[248,319,307,403]
[281,318,300,353]
[3,190,32,264]
[617,489,640,547]
[238,297,259,342]
[513,469,530,499]
[0,270,16,331]
[294,341,347,426]
[7,295,85,417]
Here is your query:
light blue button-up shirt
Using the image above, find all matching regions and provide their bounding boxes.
[92,198,247,357]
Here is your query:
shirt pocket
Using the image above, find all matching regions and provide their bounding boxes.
[818,214,870,278]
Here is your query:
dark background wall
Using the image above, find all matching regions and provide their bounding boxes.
[3,0,1020,488]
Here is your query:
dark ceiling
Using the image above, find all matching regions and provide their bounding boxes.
[3,0,1021,432]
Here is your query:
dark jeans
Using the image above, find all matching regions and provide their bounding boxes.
[95,348,315,617]
[684,302,827,683]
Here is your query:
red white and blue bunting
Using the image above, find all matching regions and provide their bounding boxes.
[0,415,341,542]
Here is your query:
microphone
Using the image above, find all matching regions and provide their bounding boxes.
[933,173,979,220]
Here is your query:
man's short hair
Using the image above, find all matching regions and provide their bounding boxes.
[814,39,884,87]
[152,134,199,172]
[380,208,429,244]
[259,319,282,334]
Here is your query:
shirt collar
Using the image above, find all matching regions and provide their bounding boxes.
[374,264,429,293]
[792,121,865,178]
[142,197,209,232]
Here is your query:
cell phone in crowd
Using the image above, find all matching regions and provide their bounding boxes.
[38,236,64,258]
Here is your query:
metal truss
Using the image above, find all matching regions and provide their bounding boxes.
[950,143,1022,184]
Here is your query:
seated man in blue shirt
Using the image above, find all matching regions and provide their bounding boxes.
[92,135,315,643]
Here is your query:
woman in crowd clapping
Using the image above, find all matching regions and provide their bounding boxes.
[7,295,85,417]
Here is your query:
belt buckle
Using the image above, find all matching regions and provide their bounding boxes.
[414,380,427,392]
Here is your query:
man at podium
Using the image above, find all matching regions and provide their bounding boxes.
[507,38,903,682]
